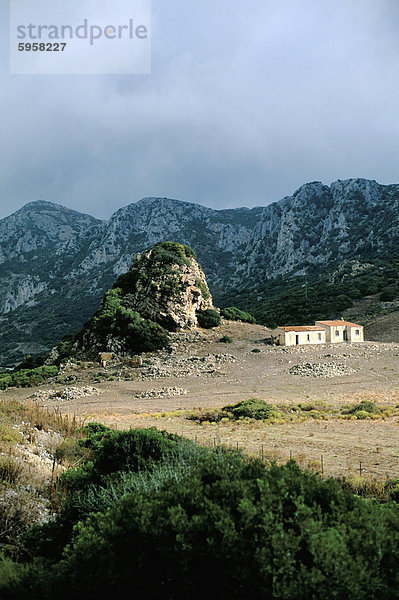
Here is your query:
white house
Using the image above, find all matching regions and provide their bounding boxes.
[272,319,364,346]
[315,320,364,343]
[271,325,326,347]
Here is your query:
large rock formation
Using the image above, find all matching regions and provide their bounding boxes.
[68,242,215,359]
[118,242,214,331]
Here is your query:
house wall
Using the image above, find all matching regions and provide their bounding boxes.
[347,326,364,342]
[327,325,345,343]
[315,323,364,343]
[272,328,326,346]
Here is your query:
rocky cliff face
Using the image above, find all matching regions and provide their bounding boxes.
[0,200,101,314]
[1,178,398,363]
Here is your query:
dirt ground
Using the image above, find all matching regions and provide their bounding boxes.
[3,321,399,481]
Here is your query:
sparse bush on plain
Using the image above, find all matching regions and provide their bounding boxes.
[342,400,382,418]
[0,366,58,391]
[187,399,282,423]
[220,306,256,323]
[196,309,221,329]
[223,398,282,421]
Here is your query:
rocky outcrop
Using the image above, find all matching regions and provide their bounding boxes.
[119,243,214,331]
[68,242,215,360]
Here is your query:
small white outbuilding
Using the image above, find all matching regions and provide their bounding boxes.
[271,325,326,347]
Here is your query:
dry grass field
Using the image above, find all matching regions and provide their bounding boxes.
[3,321,399,481]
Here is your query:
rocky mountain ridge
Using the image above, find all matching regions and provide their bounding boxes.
[1,178,398,363]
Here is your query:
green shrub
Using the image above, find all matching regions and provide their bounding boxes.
[223,398,281,420]
[342,400,382,418]
[196,309,221,329]
[89,288,170,353]
[220,306,256,323]
[22,428,183,563]
[194,278,210,300]
[219,335,233,344]
[385,479,399,502]
[0,366,58,391]
[380,288,397,302]
[60,427,180,492]
[8,454,399,600]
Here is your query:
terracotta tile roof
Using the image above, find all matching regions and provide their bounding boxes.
[277,326,325,332]
[316,320,362,327]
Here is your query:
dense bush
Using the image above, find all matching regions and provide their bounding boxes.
[0,366,58,391]
[219,335,233,344]
[150,241,196,267]
[223,398,281,420]
[2,433,398,600]
[73,427,179,486]
[21,427,181,562]
[380,287,398,302]
[341,400,382,418]
[88,288,170,353]
[220,306,256,323]
[15,354,46,370]
[116,242,196,294]
[196,309,221,329]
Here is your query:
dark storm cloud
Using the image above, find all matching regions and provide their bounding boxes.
[1,0,399,220]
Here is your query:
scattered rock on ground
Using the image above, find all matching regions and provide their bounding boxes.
[28,386,101,403]
[139,353,236,380]
[289,362,357,378]
[134,387,188,399]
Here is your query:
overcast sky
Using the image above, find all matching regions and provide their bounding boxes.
[1,0,399,220]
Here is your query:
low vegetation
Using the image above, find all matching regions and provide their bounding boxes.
[338,475,399,502]
[187,398,399,424]
[0,396,85,553]
[196,309,221,329]
[219,335,233,344]
[0,366,58,391]
[220,306,256,323]
[0,425,398,599]
[341,400,382,419]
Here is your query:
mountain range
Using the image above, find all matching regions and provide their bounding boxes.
[1,177,398,365]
